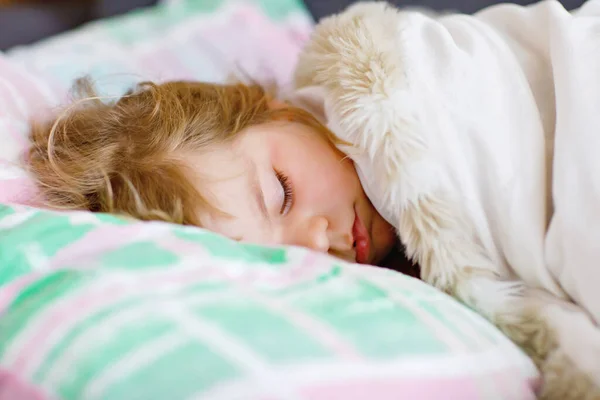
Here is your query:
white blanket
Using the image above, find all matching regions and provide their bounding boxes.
[290,0,600,386]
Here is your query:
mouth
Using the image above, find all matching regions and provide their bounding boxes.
[352,206,370,264]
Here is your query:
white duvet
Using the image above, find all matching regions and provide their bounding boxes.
[290,0,600,391]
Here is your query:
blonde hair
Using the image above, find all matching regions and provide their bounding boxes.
[27,78,338,226]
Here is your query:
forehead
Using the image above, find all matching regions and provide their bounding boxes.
[181,140,268,240]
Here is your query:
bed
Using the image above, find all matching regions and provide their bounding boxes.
[0,1,539,399]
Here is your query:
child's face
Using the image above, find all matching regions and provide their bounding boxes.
[188,121,396,265]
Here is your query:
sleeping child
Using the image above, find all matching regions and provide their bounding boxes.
[25,0,599,398]
[27,78,401,269]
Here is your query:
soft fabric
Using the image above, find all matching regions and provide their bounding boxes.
[0,204,538,399]
[291,0,600,393]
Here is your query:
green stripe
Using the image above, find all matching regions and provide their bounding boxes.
[262,265,343,297]
[250,0,311,20]
[101,242,180,269]
[0,253,36,290]
[292,279,449,358]
[0,204,16,218]
[197,298,332,362]
[102,2,199,45]
[101,0,310,45]
[95,212,135,226]
[98,340,240,400]
[54,315,177,398]
[0,270,89,358]
[0,212,96,284]
[175,230,287,264]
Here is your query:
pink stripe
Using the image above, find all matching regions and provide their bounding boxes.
[194,6,302,86]
[287,26,312,47]
[155,235,341,289]
[0,369,52,400]
[136,47,195,81]
[48,224,165,269]
[0,178,38,205]
[0,273,46,313]
[294,376,537,400]
[236,7,305,84]
[497,369,541,396]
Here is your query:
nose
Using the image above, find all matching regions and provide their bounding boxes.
[300,216,330,253]
[306,216,331,253]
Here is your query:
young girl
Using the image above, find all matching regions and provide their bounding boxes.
[26,78,415,273]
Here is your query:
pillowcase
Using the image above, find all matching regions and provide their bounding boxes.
[0,204,539,400]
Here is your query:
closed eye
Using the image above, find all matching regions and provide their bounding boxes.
[275,169,293,215]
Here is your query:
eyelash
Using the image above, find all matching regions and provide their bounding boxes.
[275,169,293,215]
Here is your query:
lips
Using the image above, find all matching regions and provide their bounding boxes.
[352,207,370,264]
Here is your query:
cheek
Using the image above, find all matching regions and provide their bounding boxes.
[274,134,359,202]
[307,144,356,185]
[301,157,357,202]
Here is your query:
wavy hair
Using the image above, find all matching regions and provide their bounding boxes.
[27,78,337,226]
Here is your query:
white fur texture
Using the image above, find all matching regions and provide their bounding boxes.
[293,1,600,397]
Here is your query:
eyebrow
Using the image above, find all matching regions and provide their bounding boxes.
[248,160,270,223]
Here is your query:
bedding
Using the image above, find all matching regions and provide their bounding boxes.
[0,0,539,399]
[0,205,538,399]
